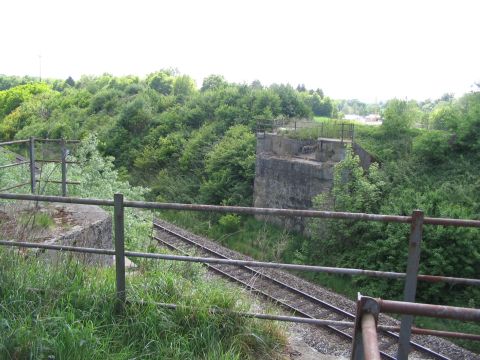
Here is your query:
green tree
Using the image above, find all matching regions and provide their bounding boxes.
[382,99,415,134]
[146,70,174,95]
[173,75,197,103]
[201,74,227,92]
[200,125,255,206]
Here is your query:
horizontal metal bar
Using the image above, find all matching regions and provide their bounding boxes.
[127,201,480,227]
[379,325,480,341]
[0,182,31,192]
[2,240,478,342]
[423,217,480,227]
[378,299,480,322]
[1,240,478,286]
[2,193,480,227]
[0,161,29,169]
[0,240,115,255]
[125,200,413,223]
[130,300,355,327]
[35,160,77,164]
[35,180,81,185]
[0,139,30,146]
[0,193,114,206]
[34,139,80,144]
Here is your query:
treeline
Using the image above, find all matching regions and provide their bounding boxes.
[0,71,334,205]
[296,90,480,312]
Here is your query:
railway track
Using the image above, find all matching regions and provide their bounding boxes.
[152,220,451,360]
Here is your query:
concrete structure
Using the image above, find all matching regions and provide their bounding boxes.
[0,202,113,265]
[44,203,113,266]
[253,133,374,232]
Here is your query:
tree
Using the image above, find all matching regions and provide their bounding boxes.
[382,99,417,135]
[250,80,263,89]
[296,84,306,92]
[65,76,75,87]
[173,75,197,103]
[201,74,227,92]
[146,70,174,95]
[200,125,255,206]
[269,84,311,118]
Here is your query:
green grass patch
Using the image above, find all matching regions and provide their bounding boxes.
[0,248,286,359]
[18,211,55,230]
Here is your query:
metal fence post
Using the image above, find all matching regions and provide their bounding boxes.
[397,210,424,359]
[114,193,126,314]
[28,137,36,194]
[61,138,67,197]
[352,294,381,360]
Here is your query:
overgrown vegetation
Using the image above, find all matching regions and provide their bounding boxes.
[1,73,479,352]
[0,248,285,359]
[0,72,336,207]
[0,135,286,358]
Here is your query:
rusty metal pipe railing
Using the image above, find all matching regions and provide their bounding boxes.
[0,161,29,169]
[0,193,114,206]
[379,299,480,322]
[361,313,381,360]
[34,138,80,143]
[0,182,31,192]
[379,325,480,341]
[1,239,478,286]
[2,193,480,228]
[35,159,78,164]
[1,242,479,344]
[0,139,30,146]
[35,180,81,185]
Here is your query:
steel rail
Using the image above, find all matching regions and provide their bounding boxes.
[152,222,448,360]
[151,229,373,358]
[154,221,456,359]
[152,223,449,359]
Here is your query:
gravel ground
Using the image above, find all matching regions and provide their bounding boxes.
[153,219,479,360]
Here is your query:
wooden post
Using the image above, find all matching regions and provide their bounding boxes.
[29,137,36,194]
[114,193,126,314]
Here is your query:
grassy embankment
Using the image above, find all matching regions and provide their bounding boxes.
[0,247,285,359]
[0,143,286,359]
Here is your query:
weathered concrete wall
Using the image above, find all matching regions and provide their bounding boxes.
[43,203,113,266]
[254,154,335,231]
[253,134,375,232]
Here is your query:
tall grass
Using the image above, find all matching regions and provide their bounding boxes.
[0,248,285,359]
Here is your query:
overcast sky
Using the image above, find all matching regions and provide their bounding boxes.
[1,0,479,102]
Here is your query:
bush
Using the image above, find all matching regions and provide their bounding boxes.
[412,130,450,163]
[218,214,241,233]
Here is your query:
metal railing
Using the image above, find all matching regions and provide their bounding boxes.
[0,192,479,359]
[257,119,355,142]
[352,294,480,359]
[0,138,80,195]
